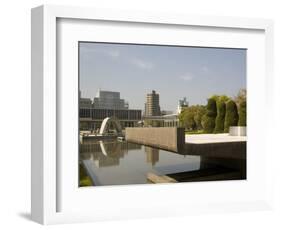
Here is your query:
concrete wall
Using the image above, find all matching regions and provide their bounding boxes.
[125,127,185,152]
[184,142,246,160]
[125,127,246,161]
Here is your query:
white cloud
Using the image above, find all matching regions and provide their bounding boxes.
[131,58,153,70]
[179,73,194,81]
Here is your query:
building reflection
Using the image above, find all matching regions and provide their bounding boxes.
[80,140,141,168]
[145,146,159,166]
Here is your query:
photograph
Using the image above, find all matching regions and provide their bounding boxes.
[78,42,247,187]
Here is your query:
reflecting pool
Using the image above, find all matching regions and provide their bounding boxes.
[79,139,245,186]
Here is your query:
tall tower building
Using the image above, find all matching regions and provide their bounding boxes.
[145,90,161,116]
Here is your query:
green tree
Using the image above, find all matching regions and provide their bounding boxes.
[238,100,247,126]
[224,100,239,132]
[194,105,206,130]
[178,109,187,128]
[214,95,229,133]
[179,105,206,131]
[210,94,219,101]
[214,100,226,133]
[179,107,196,130]
[219,95,230,103]
[185,112,196,130]
[202,98,217,133]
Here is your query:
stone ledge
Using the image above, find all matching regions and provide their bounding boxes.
[125,127,185,152]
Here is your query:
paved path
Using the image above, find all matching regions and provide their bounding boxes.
[185,133,247,144]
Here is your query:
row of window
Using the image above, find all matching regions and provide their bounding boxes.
[79,108,142,120]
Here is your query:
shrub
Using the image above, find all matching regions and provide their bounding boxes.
[224,100,239,132]
[214,100,226,133]
[178,108,189,129]
[202,98,217,133]
[179,106,202,130]
[238,101,247,126]
[202,115,215,133]
[194,106,206,130]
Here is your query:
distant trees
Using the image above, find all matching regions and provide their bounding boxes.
[202,98,217,133]
[178,107,196,130]
[224,100,239,132]
[194,106,206,130]
[179,89,246,134]
[179,105,206,131]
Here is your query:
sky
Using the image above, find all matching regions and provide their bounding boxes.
[79,42,246,112]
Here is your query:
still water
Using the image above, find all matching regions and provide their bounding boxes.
[79,139,245,186]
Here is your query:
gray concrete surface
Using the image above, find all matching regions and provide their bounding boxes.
[125,127,185,152]
[125,128,246,159]
[185,133,247,144]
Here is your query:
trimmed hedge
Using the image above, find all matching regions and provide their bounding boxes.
[202,98,217,133]
[238,101,247,126]
[214,100,226,133]
[224,100,239,132]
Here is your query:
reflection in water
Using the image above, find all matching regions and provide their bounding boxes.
[145,146,159,166]
[79,140,245,186]
[80,140,142,168]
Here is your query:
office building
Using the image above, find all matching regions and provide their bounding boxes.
[93,89,128,110]
[80,98,92,108]
[79,90,141,130]
[144,90,161,116]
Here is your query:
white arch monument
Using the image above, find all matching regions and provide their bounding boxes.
[99,117,122,135]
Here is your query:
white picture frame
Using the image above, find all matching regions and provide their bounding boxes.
[31,5,274,225]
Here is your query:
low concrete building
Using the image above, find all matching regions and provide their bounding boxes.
[80,108,142,130]
[79,90,141,130]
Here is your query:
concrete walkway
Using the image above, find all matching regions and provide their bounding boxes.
[185,133,247,144]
